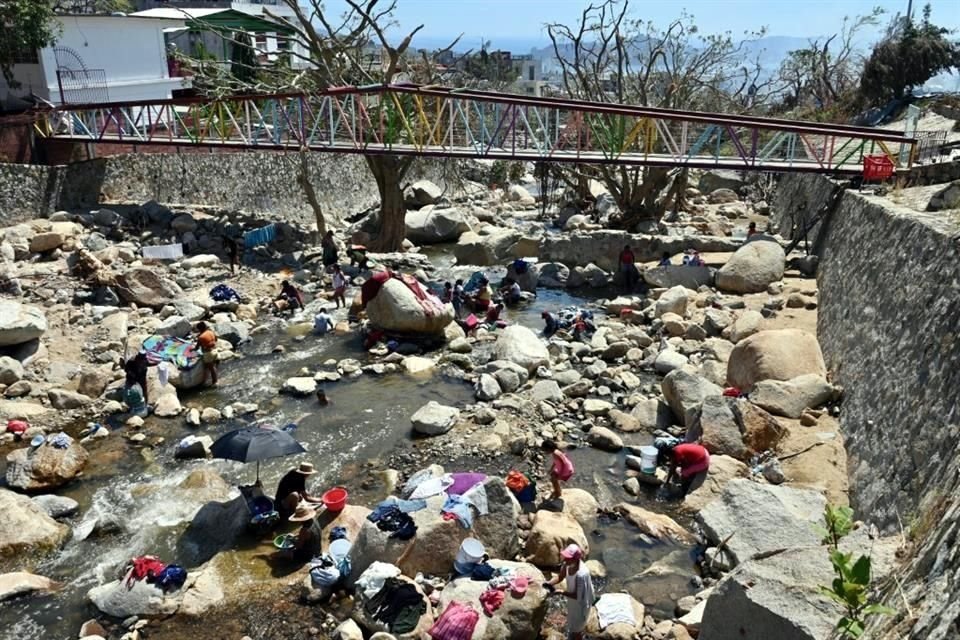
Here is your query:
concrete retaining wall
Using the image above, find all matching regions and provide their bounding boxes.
[779,172,960,638]
[0,151,462,227]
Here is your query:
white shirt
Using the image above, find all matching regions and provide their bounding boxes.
[510,282,522,297]
[332,272,346,290]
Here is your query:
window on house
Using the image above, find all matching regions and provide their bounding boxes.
[12,45,38,65]
[528,65,535,81]
[254,34,268,52]
[275,37,290,51]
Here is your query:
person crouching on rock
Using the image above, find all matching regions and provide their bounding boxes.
[274,462,324,521]
[275,280,305,314]
[281,503,322,563]
[659,441,710,495]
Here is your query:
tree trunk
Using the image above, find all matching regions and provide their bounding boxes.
[366,155,412,252]
[296,150,326,240]
[617,167,673,230]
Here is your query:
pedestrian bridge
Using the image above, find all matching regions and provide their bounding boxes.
[35,83,918,175]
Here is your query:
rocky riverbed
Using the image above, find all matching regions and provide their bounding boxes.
[0,168,902,640]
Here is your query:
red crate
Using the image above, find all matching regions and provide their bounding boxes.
[863,155,895,181]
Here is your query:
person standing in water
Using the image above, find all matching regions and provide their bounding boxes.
[545,544,594,640]
[194,322,219,386]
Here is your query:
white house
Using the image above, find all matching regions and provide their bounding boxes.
[230,0,310,68]
[0,14,187,110]
[513,55,547,97]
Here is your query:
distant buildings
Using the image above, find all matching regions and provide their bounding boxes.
[512,55,546,97]
[0,13,187,110]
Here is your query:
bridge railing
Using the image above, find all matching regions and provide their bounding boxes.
[34,84,916,174]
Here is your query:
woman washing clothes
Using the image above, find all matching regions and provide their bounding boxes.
[544,544,594,640]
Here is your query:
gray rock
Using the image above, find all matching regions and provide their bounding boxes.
[0,488,70,556]
[631,398,673,431]
[29,232,65,253]
[707,188,739,204]
[0,356,24,385]
[171,213,197,233]
[281,377,317,396]
[655,285,691,318]
[699,170,746,194]
[749,374,834,418]
[587,426,623,451]
[31,494,80,519]
[77,368,112,398]
[0,572,59,602]
[583,398,614,416]
[688,395,748,460]
[695,479,826,566]
[411,401,460,436]
[493,325,549,373]
[539,262,570,288]
[158,315,192,338]
[475,374,502,401]
[654,349,689,374]
[0,302,47,346]
[661,369,723,426]
[116,268,184,309]
[404,180,443,207]
[175,435,214,460]
[47,389,91,410]
[927,180,960,211]
[212,321,249,348]
[6,438,89,491]
[92,208,121,227]
[405,206,470,244]
[716,240,786,294]
[644,265,713,290]
[492,368,521,393]
[530,380,564,403]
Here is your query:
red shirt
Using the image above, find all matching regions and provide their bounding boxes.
[485,306,500,323]
[673,443,709,472]
[619,249,635,265]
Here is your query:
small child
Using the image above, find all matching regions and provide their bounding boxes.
[542,439,574,500]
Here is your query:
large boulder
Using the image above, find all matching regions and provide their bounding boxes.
[695,480,826,567]
[0,488,70,556]
[624,549,699,619]
[0,356,24,385]
[408,479,519,576]
[454,229,520,266]
[661,369,723,426]
[687,397,786,461]
[715,240,785,294]
[88,563,223,618]
[630,398,673,431]
[655,286,691,318]
[726,330,826,392]
[405,206,470,244]
[524,511,589,567]
[615,503,695,544]
[493,326,549,373]
[404,180,443,207]
[47,388,91,410]
[644,265,713,290]
[410,401,460,436]
[437,560,547,640]
[749,374,835,418]
[6,438,89,490]
[699,170,746,194]
[0,301,47,346]
[29,232,65,253]
[682,455,750,513]
[0,572,59,602]
[116,268,185,308]
[365,278,454,335]
[561,489,599,529]
[176,495,248,566]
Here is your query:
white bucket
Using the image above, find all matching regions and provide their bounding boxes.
[639,446,659,474]
[456,538,485,565]
[329,538,352,562]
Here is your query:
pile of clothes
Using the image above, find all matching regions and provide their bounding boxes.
[122,555,188,594]
[367,499,422,540]
[356,564,427,635]
[209,284,242,302]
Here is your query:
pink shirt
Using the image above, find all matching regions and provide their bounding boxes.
[551,451,575,481]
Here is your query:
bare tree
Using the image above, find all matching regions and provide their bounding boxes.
[777,8,883,111]
[546,0,772,229]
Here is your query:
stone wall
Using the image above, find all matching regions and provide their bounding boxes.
[777,172,960,638]
[541,231,742,271]
[0,151,461,226]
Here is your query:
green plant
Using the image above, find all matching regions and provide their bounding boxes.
[818,505,895,638]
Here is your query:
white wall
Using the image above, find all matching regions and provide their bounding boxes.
[3,15,186,106]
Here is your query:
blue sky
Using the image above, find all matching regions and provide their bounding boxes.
[321,0,959,51]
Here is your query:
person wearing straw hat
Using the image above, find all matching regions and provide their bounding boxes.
[544,544,594,640]
[281,503,321,562]
[274,462,323,521]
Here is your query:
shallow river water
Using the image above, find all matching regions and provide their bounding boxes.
[0,284,696,639]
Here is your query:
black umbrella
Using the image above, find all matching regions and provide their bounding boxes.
[210,427,307,481]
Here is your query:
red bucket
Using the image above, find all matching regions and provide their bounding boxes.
[322,487,348,512]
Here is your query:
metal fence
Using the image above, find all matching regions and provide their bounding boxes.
[56,68,110,105]
[913,130,948,164]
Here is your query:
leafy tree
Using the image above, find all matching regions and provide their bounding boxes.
[51,0,133,13]
[0,1,59,88]
[860,4,960,104]
[230,32,258,86]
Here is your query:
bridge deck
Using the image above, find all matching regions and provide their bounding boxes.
[35,84,916,174]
